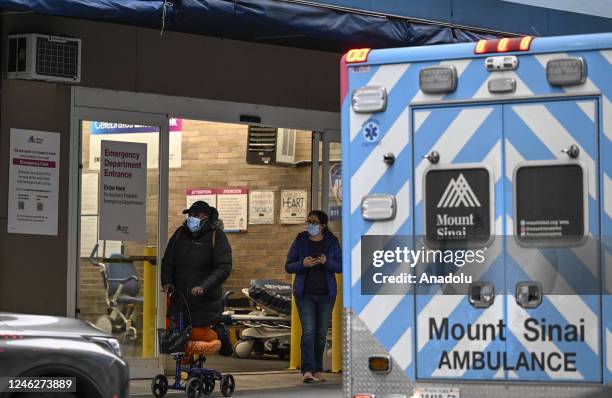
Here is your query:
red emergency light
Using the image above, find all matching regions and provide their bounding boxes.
[346,48,371,63]
[475,36,533,54]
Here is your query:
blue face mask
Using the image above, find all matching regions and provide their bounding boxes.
[186,216,203,233]
[307,223,321,236]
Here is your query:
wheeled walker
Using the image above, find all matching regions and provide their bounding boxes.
[151,298,235,397]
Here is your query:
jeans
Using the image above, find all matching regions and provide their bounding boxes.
[296,294,334,374]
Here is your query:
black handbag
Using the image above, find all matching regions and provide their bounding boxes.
[158,323,192,354]
[158,290,193,354]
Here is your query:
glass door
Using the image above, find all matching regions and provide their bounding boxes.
[73,108,169,378]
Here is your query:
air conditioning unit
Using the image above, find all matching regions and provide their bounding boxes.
[7,34,82,83]
[276,128,297,164]
[246,127,297,165]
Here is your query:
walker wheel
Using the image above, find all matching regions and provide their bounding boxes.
[151,374,168,398]
[202,375,215,395]
[185,377,203,398]
[220,374,235,397]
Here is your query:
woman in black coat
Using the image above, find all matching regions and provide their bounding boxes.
[161,201,232,327]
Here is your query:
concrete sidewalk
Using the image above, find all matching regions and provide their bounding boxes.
[130,371,342,397]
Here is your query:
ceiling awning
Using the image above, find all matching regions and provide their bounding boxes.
[0,0,498,52]
[299,0,612,38]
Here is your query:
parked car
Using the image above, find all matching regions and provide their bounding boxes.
[0,312,129,398]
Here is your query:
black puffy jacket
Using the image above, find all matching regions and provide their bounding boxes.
[161,222,232,327]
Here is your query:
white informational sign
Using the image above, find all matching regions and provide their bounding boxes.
[89,118,182,169]
[81,173,99,215]
[79,216,122,258]
[249,191,275,225]
[80,215,98,257]
[186,188,217,209]
[7,129,60,235]
[99,140,147,241]
[280,190,308,224]
[217,188,248,232]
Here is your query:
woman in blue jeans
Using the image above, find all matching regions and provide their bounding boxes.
[285,210,342,383]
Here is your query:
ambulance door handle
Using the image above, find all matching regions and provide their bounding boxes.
[423,150,440,164]
[561,144,580,159]
[468,282,495,308]
[516,282,543,308]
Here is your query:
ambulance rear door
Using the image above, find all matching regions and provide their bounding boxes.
[504,98,602,382]
[413,104,505,380]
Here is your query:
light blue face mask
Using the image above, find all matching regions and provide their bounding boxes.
[186,216,203,233]
[307,223,321,236]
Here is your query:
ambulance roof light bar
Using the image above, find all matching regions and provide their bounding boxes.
[475,36,533,54]
[346,48,371,63]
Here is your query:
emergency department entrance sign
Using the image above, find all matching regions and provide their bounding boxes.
[424,167,492,247]
[515,162,585,245]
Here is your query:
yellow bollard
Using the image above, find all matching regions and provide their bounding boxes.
[142,246,157,358]
[331,274,343,372]
[289,275,302,370]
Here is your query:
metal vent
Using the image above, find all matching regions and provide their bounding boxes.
[247,126,277,165]
[35,36,79,79]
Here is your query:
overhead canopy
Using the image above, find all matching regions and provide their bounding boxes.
[0,0,497,52]
[305,0,612,37]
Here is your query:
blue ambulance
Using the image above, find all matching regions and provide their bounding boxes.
[341,33,612,398]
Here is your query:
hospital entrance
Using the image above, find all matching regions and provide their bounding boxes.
[72,90,343,382]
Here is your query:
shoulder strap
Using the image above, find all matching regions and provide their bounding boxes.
[209,229,217,264]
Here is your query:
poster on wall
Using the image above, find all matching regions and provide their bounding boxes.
[249,191,274,225]
[217,188,248,232]
[81,173,99,215]
[89,118,182,169]
[80,215,98,257]
[185,188,248,232]
[7,129,60,235]
[99,140,147,242]
[280,190,308,224]
[186,188,217,209]
[329,163,342,221]
[79,215,122,257]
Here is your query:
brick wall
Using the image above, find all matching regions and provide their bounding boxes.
[167,120,313,294]
[77,119,342,324]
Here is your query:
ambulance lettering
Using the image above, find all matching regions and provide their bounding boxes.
[430,317,584,372]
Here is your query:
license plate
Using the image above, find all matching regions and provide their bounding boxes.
[412,387,460,398]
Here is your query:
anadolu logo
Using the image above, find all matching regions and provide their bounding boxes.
[28,136,43,144]
[362,119,381,143]
[437,173,481,208]
[116,225,129,234]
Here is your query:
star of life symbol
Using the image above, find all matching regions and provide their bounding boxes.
[362,120,380,143]
[437,173,481,208]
